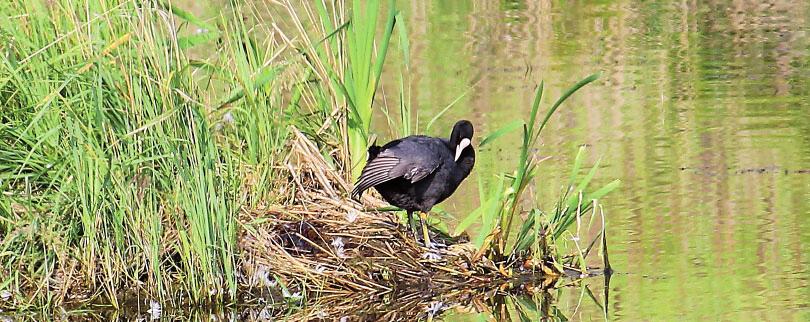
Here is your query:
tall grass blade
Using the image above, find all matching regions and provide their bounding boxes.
[345,0,398,178]
[479,120,523,148]
[535,72,600,138]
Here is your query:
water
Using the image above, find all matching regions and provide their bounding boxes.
[380,1,810,320]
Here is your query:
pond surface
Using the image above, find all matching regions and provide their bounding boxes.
[384,0,810,320]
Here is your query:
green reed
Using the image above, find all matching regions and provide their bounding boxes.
[343,0,396,179]
[456,74,620,268]
[0,0,309,307]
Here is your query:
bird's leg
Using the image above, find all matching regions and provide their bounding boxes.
[419,212,433,248]
[407,212,419,240]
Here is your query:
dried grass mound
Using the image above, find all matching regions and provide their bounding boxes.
[236,129,557,311]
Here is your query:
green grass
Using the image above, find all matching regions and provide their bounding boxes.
[0,0,332,308]
[343,0,397,179]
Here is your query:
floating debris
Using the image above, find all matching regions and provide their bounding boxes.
[332,237,349,258]
[251,265,274,287]
[331,237,345,249]
[222,111,234,124]
[426,300,445,316]
[147,300,161,320]
[257,307,272,320]
[345,210,359,223]
[422,251,442,260]
[282,288,302,302]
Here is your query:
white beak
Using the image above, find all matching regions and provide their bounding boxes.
[454,138,471,161]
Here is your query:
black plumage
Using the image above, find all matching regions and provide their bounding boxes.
[351,120,475,246]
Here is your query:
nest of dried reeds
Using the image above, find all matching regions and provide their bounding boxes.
[235,128,562,319]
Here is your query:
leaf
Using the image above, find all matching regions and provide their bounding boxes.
[479,119,523,147]
[425,85,472,132]
[178,31,220,49]
[158,1,219,32]
[318,20,350,46]
[371,0,397,92]
[217,65,283,108]
[454,205,484,236]
[588,179,621,201]
[569,145,586,185]
[574,157,603,199]
[526,81,544,136]
[535,72,600,138]
[395,12,410,68]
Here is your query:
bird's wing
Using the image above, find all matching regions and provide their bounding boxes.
[350,140,442,200]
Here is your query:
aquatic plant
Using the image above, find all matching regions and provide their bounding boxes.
[343,0,396,179]
[0,0,309,307]
[455,74,620,275]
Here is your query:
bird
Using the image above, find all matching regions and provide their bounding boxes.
[351,120,475,247]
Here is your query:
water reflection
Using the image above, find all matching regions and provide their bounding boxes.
[3,275,611,321]
[381,0,810,320]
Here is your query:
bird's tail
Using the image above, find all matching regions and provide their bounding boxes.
[367,144,381,161]
[351,144,381,201]
[350,186,364,201]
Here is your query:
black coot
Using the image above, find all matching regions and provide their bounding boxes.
[351,120,475,247]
